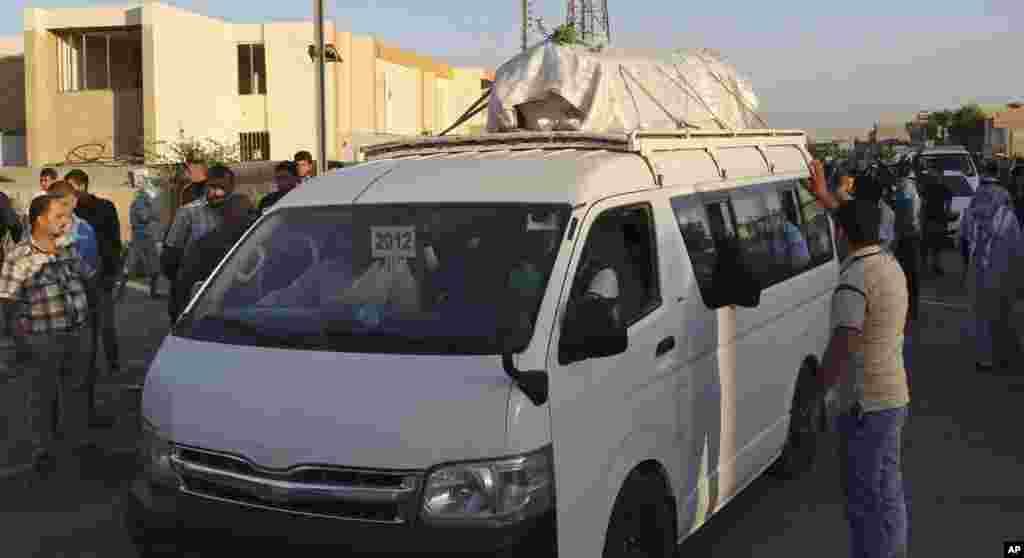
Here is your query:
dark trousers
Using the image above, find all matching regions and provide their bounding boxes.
[921,228,945,271]
[894,235,921,322]
[838,406,910,558]
[88,286,120,373]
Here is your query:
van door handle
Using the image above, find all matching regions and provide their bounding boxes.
[656,336,675,357]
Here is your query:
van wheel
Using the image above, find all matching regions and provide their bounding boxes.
[602,471,676,558]
[770,358,825,480]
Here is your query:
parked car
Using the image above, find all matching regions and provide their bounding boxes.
[905,146,978,237]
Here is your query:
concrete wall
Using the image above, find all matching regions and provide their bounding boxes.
[263,21,337,161]
[447,67,488,135]
[145,3,240,156]
[0,54,25,132]
[55,90,115,163]
[379,60,421,135]
[24,10,59,166]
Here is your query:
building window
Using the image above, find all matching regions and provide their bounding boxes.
[58,30,142,92]
[59,33,111,91]
[240,131,271,161]
[238,44,267,95]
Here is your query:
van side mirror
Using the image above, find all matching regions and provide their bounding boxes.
[710,241,761,309]
[559,296,628,365]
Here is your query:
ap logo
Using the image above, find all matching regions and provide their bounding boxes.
[1007,542,1023,556]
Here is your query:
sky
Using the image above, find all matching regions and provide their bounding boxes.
[4,0,1022,134]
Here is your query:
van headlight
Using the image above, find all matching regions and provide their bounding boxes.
[421,445,554,524]
[139,417,178,488]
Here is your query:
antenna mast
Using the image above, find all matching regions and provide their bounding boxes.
[566,0,610,47]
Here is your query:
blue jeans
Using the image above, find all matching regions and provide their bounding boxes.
[837,405,909,558]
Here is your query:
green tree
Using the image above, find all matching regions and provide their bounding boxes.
[929,110,954,142]
[142,134,242,204]
[949,103,986,149]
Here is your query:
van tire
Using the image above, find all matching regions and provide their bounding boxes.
[602,471,676,558]
[769,358,824,480]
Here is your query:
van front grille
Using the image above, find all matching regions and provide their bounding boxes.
[171,446,421,524]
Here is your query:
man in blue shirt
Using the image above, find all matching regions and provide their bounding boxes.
[49,181,99,273]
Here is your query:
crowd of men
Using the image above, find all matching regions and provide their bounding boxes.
[0,168,124,474]
[0,149,319,476]
[804,152,1024,558]
[2,143,1021,558]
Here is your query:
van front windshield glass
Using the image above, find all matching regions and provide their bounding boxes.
[173,204,571,354]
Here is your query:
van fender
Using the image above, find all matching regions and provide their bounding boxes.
[598,426,682,545]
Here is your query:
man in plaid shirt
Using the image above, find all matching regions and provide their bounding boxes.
[162,164,240,322]
[0,195,95,475]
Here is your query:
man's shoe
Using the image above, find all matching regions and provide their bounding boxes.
[976,361,994,371]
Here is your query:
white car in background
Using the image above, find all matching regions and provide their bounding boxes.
[906,146,979,236]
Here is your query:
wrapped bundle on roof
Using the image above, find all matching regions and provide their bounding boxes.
[486,43,764,133]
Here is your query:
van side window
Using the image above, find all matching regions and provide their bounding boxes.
[672,197,735,307]
[731,190,778,288]
[778,187,813,274]
[796,180,835,266]
[571,204,661,325]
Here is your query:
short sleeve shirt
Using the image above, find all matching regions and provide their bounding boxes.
[830,245,910,413]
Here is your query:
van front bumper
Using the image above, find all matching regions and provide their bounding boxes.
[125,478,556,555]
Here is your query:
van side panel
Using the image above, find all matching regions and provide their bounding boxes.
[544,191,686,558]
[664,173,838,542]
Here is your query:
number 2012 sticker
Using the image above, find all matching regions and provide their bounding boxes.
[371,226,417,259]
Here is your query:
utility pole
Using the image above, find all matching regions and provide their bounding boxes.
[521,0,528,52]
[314,0,328,174]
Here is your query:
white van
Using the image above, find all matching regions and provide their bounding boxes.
[908,145,979,235]
[125,129,838,557]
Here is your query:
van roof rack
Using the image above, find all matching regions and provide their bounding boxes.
[360,129,807,160]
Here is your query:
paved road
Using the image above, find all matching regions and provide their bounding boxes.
[1,250,1021,557]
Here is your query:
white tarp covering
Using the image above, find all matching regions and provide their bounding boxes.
[486,43,763,133]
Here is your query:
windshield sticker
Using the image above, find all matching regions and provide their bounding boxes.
[372,226,417,259]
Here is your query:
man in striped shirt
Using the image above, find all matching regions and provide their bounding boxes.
[822,197,911,558]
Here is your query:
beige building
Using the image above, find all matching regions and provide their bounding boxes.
[10,2,491,167]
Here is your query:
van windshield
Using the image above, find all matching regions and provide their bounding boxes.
[173,204,571,355]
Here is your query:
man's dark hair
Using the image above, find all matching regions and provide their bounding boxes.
[294,150,313,163]
[208,164,235,182]
[853,172,883,203]
[48,180,77,198]
[29,194,60,227]
[40,167,58,180]
[275,161,298,175]
[837,199,881,245]
[985,160,999,177]
[186,157,208,167]
[64,169,89,190]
